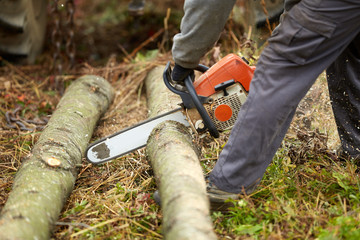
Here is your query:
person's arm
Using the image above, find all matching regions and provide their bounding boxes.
[172,0,236,69]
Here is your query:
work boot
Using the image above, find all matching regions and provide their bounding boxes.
[128,0,145,16]
[153,181,241,211]
[206,181,240,211]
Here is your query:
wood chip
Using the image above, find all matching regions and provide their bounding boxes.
[46,157,61,167]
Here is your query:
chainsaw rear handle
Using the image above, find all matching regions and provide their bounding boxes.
[163,62,220,138]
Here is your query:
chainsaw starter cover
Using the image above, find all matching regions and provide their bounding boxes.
[214,104,233,122]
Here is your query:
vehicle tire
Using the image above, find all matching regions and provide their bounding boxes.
[255,0,284,27]
[0,0,47,64]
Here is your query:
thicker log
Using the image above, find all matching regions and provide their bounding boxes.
[0,75,114,240]
[145,66,216,240]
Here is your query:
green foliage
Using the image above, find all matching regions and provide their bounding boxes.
[317,216,360,240]
[134,49,159,62]
[65,200,89,217]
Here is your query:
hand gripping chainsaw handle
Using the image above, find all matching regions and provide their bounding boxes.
[163,62,220,138]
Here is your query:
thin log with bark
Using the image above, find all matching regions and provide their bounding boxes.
[0,75,114,240]
[145,66,217,240]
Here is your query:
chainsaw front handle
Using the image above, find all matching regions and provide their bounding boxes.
[163,62,186,96]
[163,62,219,138]
[163,62,208,95]
[184,76,219,138]
[195,64,209,73]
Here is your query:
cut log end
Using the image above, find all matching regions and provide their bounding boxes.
[45,157,61,167]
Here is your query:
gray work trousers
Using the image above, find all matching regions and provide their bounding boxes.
[210,0,360,193]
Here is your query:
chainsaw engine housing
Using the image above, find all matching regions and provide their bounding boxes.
[187,82,247,132]
[188,54,254,133]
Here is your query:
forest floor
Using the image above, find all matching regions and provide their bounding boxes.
[1,0,360,239]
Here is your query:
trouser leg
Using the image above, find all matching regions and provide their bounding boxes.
[327,33,360,157]
[210,0,360,193]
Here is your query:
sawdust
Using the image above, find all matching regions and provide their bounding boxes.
[289,72,340,151]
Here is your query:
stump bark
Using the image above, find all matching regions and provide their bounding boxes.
[145,66,217,240]
[0,75,114,240]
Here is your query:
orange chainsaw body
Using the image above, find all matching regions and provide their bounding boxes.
[187,54,255,132]
[194,54,255,97]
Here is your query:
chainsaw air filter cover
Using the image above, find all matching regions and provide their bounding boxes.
[205,83,247,131]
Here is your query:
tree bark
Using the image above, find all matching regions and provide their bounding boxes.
[0,75,114,240]
[145,66,217,240]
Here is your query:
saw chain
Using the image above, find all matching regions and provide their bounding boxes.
[51,0,76,76]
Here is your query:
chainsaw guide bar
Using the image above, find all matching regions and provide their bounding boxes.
[86,108,189,164]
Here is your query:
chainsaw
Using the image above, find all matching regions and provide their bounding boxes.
[86,54,255,164]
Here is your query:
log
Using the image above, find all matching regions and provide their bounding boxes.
[0,75,114,240]
[145,66,217,240]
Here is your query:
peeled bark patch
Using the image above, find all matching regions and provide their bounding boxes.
[0,75,114,240]
[145,66,216,240]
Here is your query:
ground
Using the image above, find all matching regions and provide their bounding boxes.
[1,1,360,239]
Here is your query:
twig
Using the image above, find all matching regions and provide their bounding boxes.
[159,8,171,52]
[260,0,273,34]
[129,28,165,58]
[117,44,133,62]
